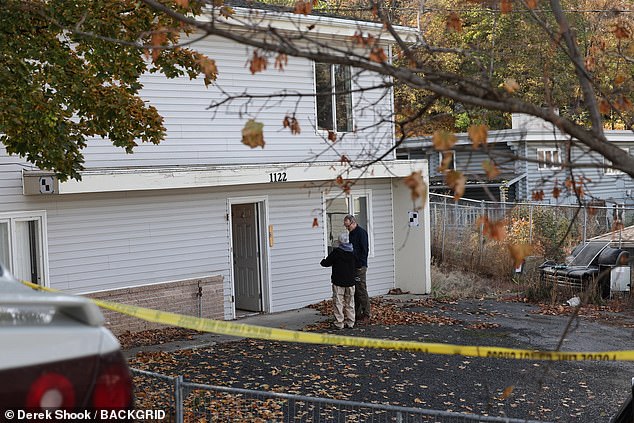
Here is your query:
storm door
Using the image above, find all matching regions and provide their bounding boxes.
[231,203,262,312]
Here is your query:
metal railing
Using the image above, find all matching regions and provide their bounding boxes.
[429,193,633,274]
[131,368,549,423]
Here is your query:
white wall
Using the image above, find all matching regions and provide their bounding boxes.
[79,35,395,169]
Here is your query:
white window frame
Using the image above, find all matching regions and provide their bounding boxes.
[437,150,456,171]
[537,147,562,170]
[314,62,354,134]
[605,147,628,175]
[322,190,374,259]
[0,211,49,286]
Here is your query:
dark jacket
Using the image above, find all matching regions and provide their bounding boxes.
[349,225,369,268]
[320,246,356,287]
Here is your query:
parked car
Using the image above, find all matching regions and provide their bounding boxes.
[540,241,631,298]
[0,264,133,412]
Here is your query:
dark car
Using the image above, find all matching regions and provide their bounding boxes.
[0,264,133,412]
[540,241,630,298]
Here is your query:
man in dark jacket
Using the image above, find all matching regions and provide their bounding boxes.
[344,214,370,322]
[320,232,356,329]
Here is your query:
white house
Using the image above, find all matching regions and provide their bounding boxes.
[0,6,430,333]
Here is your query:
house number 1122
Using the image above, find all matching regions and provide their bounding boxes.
[269,172,287,182]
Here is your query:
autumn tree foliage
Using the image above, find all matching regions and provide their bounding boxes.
[0,0,216,181]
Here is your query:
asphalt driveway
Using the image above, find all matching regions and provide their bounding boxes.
[128,296,634,421]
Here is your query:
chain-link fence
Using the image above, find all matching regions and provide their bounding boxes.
[131,368,549,423]
[429,193,634,277]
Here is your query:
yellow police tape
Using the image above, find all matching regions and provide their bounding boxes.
[21,280,634,362]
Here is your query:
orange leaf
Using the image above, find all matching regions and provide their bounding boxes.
[438,151,454,172]
[274,53,288,71]
[598,99,611,115]
[248,50,268,74]
[174,0,189,7]
[312,217,319,228]
[615,95,633,112]
[509,244,532,268]
[195,54,218,87]
[432,130,457,151]
[294,0,313,14]
[482,160,500,180]
[369,47,387,63]
[445,171,465,200]
[446,12,462,32]
[468,124,488,149]
[526,0,538,9]
[241,119,265,148]
[478,216,506,241]
[220,6,235,18]
[531,190,545,201]
[500,0,512,13]
[552,186,561,199]
[283,115,301,135]
[503,78,519,93]
[403,171,428,206]
[501,385,515,400]
[150,29,168,62]
[614,24,631,40]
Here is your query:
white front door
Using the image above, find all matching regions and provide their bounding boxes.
[231,203,262,311]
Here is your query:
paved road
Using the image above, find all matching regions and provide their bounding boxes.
[128,296,634,421]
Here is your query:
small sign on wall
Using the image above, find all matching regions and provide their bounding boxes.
[408,211,419,227]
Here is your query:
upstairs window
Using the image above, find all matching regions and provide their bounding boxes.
[315,63,353,133]
[537,148,561,170]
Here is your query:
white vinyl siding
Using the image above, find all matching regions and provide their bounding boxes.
[78,36,394,169]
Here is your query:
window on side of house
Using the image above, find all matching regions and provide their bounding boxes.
[605,147,628,175]
[537,148,561,170]
[315,62,353,133]
[0,212,47,286]
[437,150,456,171]
[324,192,373,256]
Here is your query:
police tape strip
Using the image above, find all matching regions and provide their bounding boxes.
[21,280,634,362]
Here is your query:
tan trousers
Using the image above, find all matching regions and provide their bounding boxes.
[332,284,355,328]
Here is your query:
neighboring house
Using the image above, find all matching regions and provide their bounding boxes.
[397,113,634,207]
[0,6,430,333]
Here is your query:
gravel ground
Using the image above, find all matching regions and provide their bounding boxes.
[129,297,634,422]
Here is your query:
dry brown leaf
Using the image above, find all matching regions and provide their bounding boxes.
[283,115,301,135]
[478,216,506,241]
[241,119,265,148]
[501,385,515,399]
[531,190,545,201]
[598,98,611,115]
[403,171,428,206]
[248,50,267,74]
[432,130,457,151]
[500,0,512,13]
[503,78,520,93]
[509,244,532,268]
[482,160,500,180]
[328,131,337,142]
[438,151,454,172]
[195,54,218,87]
[614,24,631,40]
[369,47,387,63]
[445,170,465,200]
[446,12,462,32]
[468,124,488,149]
[220,5,235,18]
[294,0,313,14]
[526,0,538,9]
[274,53,288,71]
[312,217,319,228]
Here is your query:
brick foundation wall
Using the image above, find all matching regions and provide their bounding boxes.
[86,275,224,335]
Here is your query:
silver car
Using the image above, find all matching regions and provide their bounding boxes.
[0,264,133,412]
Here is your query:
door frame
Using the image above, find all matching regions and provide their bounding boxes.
[227,196,271,318]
